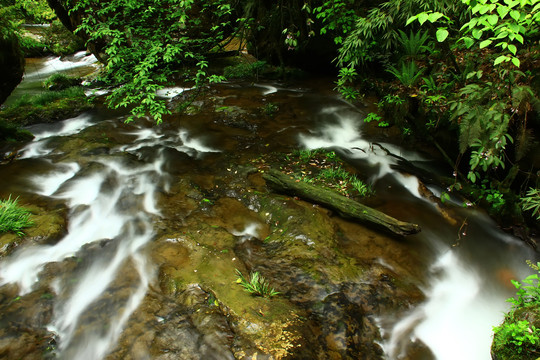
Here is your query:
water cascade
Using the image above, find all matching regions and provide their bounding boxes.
[0,55,537,359]
[0,114,220,359]
[298,107,536,359]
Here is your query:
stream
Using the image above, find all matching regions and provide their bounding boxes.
[0,55,537,360]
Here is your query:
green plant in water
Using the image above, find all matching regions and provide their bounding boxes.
[0,195,34,236]
[320,165,348,180]
[235,269,280,298]
[335,66,361,100]
[350,176,370,196]
[262,102,279,116]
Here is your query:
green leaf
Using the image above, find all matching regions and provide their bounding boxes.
[428,12,444,23]
[510,10,520,21]
[406,15,418,26]
[487,14,499,26]
[511,57,520,67]
[418,12,429,25]
[436,28,449,42]
[494,55,508,65]
[441,192,451,203]
[479,39,492,48]
[463,36,475,48]
[472,28,483,39]
[497,5,509,18]
[508,44,517,54]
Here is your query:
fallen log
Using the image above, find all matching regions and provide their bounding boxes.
[262,169,421,236]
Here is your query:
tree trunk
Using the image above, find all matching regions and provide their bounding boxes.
[262,169,421,236]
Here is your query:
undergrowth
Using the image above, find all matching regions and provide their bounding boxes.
[492,261,540,359]
[285,148,373,198]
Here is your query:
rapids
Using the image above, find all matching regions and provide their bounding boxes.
[0,56,537,359]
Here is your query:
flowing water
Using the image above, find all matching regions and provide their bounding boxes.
[0,56,537,359]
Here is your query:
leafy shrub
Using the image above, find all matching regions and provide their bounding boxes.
[492,262,540,359]
[42,20,85,56]
[19,34,49,57]
[0,195,34,236]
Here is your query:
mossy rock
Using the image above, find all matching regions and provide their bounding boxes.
[0,87,92,126]
[0,203,67,258]
[491,304,540,360]
[0,120,34,143]
[44,74,82,91]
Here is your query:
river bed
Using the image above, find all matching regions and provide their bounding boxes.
[0,56,537,359]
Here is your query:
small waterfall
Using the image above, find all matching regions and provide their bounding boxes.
[298,106,535,359]
[0,113,220,359]
[23,51,99,80]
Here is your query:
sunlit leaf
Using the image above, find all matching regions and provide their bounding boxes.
[479,39,492,48]
[472,28,483,39]
[436,28,449,42]
[487,14,499,26]
[494,55,508,65]
[418,12,429,25]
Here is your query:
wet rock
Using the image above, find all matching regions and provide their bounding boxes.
[0,28,24,105]
[0,200,68,257]
[0,286,56,360]
[108,287,238,360]
[313,291,384,359]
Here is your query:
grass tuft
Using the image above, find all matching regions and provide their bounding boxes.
[235,269,280,298]
[0,195,34,236]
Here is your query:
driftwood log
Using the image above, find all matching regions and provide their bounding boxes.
[262,169,421,236]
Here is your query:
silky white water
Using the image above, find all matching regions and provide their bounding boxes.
[1,63,537,359]
[0,113,221,359]
[298,106,535,359]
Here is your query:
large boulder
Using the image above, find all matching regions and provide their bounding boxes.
[0,21,24,105]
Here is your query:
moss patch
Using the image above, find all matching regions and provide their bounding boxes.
[0,87,92,127]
